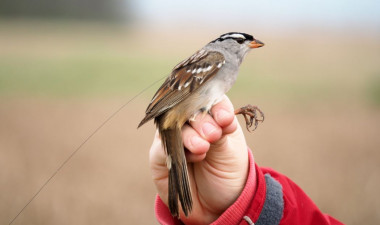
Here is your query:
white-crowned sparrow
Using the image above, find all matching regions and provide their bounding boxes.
[138,32,264,217]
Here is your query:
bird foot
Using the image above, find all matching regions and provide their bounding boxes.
[234,104,264,132]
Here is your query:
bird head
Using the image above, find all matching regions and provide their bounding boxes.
[210,32,264,61]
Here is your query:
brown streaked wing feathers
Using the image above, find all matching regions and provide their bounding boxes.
[138,51,225,127]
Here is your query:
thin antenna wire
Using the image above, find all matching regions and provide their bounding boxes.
[8,76,165,225]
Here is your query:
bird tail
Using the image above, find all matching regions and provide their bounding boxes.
[159,126,193,217]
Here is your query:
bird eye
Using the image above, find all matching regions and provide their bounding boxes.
[236,38,245,44]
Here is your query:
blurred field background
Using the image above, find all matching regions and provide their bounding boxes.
[1,0,380,224]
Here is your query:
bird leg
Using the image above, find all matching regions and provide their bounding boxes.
[234,104,264,132]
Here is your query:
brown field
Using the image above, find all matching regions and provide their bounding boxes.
[1,21,380,224]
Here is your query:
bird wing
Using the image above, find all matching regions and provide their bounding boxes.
[138,50,225,127]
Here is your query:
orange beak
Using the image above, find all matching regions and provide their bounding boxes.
[248,39,264,48]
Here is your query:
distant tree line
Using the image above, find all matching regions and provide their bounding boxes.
[0,0,131,22]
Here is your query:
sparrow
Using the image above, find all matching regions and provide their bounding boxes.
[138,32,264,217]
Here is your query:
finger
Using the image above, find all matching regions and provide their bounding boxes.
[185,151,207,163]
[182,124,210,155]
[188,112,222,143]
[211,95,234,127]
[222,116,238,134]
[182,124,210,162]
[211,95,238,134]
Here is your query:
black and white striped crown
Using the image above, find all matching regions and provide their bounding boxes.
[211,32,254,44]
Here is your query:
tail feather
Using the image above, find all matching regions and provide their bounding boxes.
[168,164,179,217]
[159,125,193,217]
[138,114,153,128]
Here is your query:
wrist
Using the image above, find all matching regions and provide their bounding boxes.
[208,148,257,224]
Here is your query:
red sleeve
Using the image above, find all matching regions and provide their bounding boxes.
[261,167,344,225]
[154,149,344,225]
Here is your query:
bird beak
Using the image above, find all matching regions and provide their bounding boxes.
[249,39,264,48]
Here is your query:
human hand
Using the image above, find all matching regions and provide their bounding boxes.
[149,95,252,224]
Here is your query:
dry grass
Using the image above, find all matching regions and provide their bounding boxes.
[2,98,379,224]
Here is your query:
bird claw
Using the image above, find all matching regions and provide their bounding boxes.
[234,104,264,132]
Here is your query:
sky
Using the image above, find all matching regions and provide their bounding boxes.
[132,0,380,32]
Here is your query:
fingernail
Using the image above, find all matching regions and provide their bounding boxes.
[202,122,216,137]
[216,109,230,122]
[191,136,203,148]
